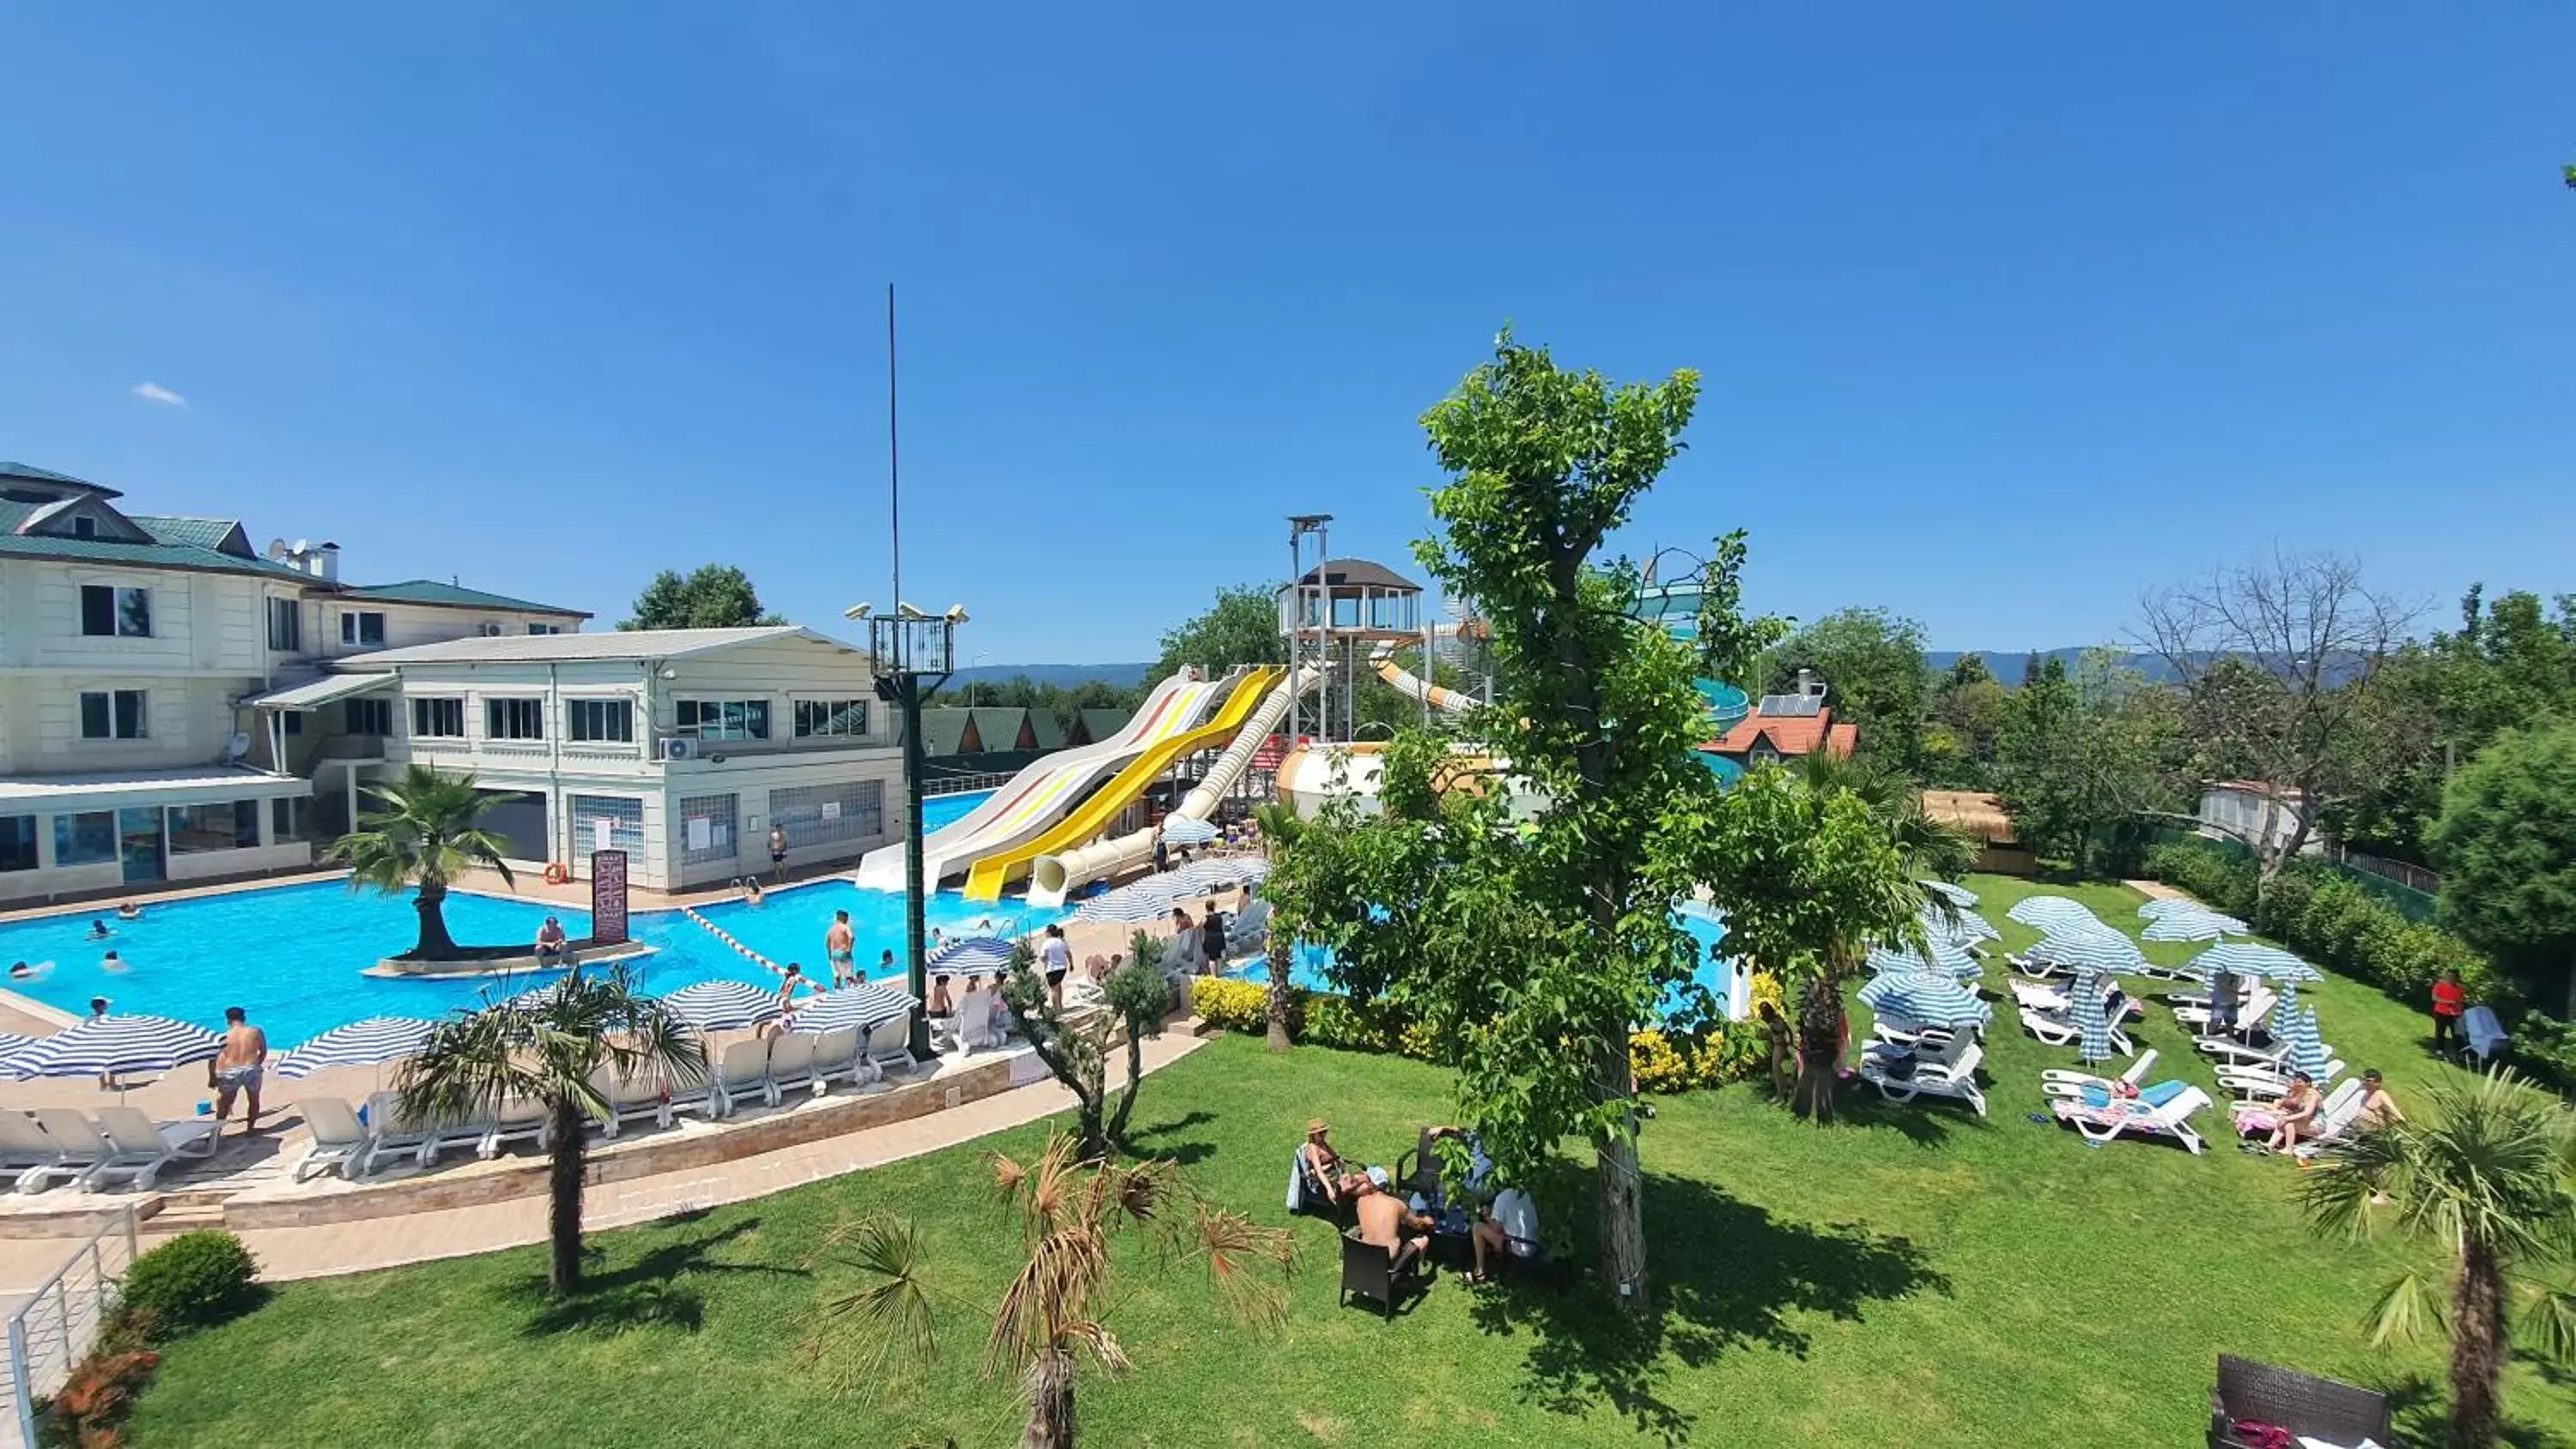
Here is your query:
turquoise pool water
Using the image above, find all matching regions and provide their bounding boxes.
[918,790,989,834]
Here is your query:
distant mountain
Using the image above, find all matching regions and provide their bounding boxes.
[1925,649,2178,683]
[944,661,1157,690]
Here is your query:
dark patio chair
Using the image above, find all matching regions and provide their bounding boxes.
[1338,1229,1426,1319]
[1292,1153,1353,1223]
[2208,1354,2391,1448]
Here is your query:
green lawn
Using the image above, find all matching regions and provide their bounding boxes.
[129,875,2572,1448]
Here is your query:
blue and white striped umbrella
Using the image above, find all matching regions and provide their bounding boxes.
[1920,905,2001,945]
[2070,966,2116,1064]
[2186,943,2321,985]
[1920,879,1979,909]
[1158,815,1220,846]
[0,1032,34,1067]
[2030,928,2145,975]
[2138,897,2218,919]
[1076,880,1182,924]
[2142,910,2243,943]
[1170,857,1270,892]
[501,979,579,1009]
[927,936,1017,977]
[275,1016,440,1079]
[1866,940,1983,983]
[781,981,919,1034]
[2280,1003,2330,1080]
[659,981,782,1033]
[3,1015,224,1081]
[1859,971,1990,1030]
[2007,895,2099,930]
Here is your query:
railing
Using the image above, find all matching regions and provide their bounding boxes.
[922,771,1017,797]
[4,1209,139,1449]
[2327,844,2441,895]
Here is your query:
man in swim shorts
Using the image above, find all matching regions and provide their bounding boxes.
[210,1006,268,1134]
[826,910,857,987]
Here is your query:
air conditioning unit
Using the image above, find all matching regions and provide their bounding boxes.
[660,737,698,761]
[479,621,505,637]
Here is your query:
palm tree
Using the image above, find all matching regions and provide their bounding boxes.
[811,1132,1296,1448]
[1250,803,1304,1052]
[326,764,517,959]
[396,964,706,1296]
[2300,1068,2576,1448]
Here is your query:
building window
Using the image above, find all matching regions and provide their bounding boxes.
[484,698,545,741]
[344,697,393,737]
[53,811,116,866]
[527,623,562,635]
[72,516,97,539]
[568,698,634,743]
[283,711,304,736]
[793,699,870,739]
[677,792,737,867]
[340,610,386,647]
[410,697,465,738]
[769,780,884,851]
[80,585,152,638]
[79,689,148,740]
[267,597,303,652]
[168,801,260,855]
[676,699,769,742]
[270,797,312,843]
[568,794,646,856]
[0,816,37,872]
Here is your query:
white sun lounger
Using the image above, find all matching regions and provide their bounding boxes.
[713,1039,773,1118]
[3,1111,86,1193]
[765,1034,818,1102]
[2290,1081,2373,1160]
[26,1109,119,1193]
[1859,1042,1987,1117]
[2216,1058,2347,1103]
[480,1098,552,1159]
[949,987,1005,1052]
[809,1027,867,1088]
[2232,1077,2362,1144]
[85,1107,218,1192]
[2038,1049,2160,1100]
[2050,1085,2214,1154]
[295,1097,374,1182]
[589,1068,670,1139]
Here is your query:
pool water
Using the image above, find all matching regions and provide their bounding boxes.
[918,790,989,835]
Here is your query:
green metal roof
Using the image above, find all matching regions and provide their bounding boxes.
[339,579,588,616]
[1024,709,1066,752]
[0,525,316,581]
[0,462,118,496]
[1077,707,1132,745]
[969,707,1036,752]
[918,707,979,756]
[130,515,249,552]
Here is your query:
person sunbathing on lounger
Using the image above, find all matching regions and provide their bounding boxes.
[1300,1119,1370,1204]
[2245,1071,2321,1155]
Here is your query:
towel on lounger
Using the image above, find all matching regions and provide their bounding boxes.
[2138,1080,2186,1108]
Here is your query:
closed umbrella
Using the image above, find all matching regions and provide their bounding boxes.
[783,982,920,1034]
[2186,943,2321,985]
[1158,816,1220,846]
[2007,895,2099,931]
[2282,1005,2330,1081]
[2070,966,2115,1064]
[3,1015,224,1082]
[1858,971,1990,1030]
[659,981,782,1033]
[2030,929,2145,975]
[2142,910,2244,943]
[1920,879,1979,908]
[275,1017,440,1079]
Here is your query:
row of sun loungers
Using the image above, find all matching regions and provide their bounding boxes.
[2,1107,218,1193]
[1857,1028,1989,1117]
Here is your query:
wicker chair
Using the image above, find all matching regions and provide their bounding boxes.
[1337,1229,1426,1319]
[2208,1354,2391,1447]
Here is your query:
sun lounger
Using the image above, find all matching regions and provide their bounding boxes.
[85,1107,218,1192]
[2050,1083,2214,1154]
[26,1109,118,1192]
[295,1096,373,1181]
[1864,1028,1971,1073]
[766,1034,818,1101]
[665,1061,721,1122]
[1859,1041,1987,1116]
[2289,1081,2373,1160]
[2216,1058,2346,1103]
[480,1098,552,1159]
[2038,1049,2160,1100]
[809,1027,867,1088]
[588,1068,670,1139]
[713,1039,773,1118]
[863,1014,916,1080]
[3,1111,85,1193]
[2231,1077,2360,1143]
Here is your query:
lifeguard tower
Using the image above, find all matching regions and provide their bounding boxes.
[1279,515,1425,744]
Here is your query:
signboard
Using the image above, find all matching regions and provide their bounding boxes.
[1250,733,1288,771]
[590,849,629,944]
[591,817,614,853]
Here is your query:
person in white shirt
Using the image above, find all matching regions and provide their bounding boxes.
[1038,924,1074,1008]
[1469,1186,1539,1282]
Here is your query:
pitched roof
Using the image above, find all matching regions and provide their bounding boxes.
[129,515,251,552]
[0,500,317,581]
[969,707,1037,752]
[0,462,118,497]
[1076,706,1131,745]
[340,579,589,616]
[337,625,823,665]
[918,707,980,756]
[1704,704,1856,760]
[1288,556,1421,593]
[1024,709,1066,752]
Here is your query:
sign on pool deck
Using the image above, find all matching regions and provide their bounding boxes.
[592,849,629,943]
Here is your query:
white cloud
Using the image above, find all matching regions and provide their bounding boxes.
[131,382,187,407]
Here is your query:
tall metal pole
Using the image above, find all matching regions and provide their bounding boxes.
[890,284,933,1060]
[1285,524,1301,744]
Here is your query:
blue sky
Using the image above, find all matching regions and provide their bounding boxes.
[3,5,2569,664]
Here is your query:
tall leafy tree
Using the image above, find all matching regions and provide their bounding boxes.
[325,765,517,958]
[1151,584,1286,678]
[2300,1070,2576,1449]
[1926,652,2009,784]
[1764,607,1933,773]
[397,965,706,1296]
[620,563,786,630]
[998,936,1175,1158]
[1269,332,1720,1312]
[1994,650,2179,876]
[2428,721,2576,1015]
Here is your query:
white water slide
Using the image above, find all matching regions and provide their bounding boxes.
[1024,663,1320,908]
[1371,645,1475,715]
[855,670,1227,892]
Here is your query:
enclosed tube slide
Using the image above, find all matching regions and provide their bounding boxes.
[1371,645,1476,715]
[1024,663,1320,908]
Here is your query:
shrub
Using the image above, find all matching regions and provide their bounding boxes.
[1189,977,1277,1035]
[40,1309,160,1448]
[119,1231,259,1339]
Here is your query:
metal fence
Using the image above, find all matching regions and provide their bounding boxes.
[4,1210,139,1449]
[921,771,1018,797]
[2325,844,2441,896]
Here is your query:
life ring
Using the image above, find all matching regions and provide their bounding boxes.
[543,862,571,885]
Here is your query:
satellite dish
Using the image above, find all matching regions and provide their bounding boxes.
[264,537,290,561]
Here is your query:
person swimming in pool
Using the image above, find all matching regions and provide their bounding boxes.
[100,949,128,973]
[84,919,112,941]
[115,902,143,922]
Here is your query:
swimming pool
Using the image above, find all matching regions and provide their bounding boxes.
[918,790,990,834]
[0,870,1068,1045]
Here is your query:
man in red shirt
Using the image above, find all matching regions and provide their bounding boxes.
[2430,968,2467,1058]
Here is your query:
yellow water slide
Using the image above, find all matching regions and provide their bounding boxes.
[959,666,1285,901]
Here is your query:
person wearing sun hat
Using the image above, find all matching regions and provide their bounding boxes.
[1298,1119,1370,1205]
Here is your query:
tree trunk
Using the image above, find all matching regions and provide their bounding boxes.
[546,1094,587,1296]
[1105,1016,1145,1149]
[412,877,460,959]
[2449,1237,2505,1449]
[1265,937,1293,1052]
[1793,977,1844,1122]
[1593,1028,1650,1313]
[1021,1346,1077,1449]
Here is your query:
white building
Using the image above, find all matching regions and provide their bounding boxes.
[2197,781,2318,858]
[252,627,904,894]
[0,460,586,903]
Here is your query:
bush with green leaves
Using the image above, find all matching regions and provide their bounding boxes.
[119,1230,259,1338]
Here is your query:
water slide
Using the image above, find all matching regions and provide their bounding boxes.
[854,670,1227,892]
[1023,663,1318,908]
[1371,645,1476,716]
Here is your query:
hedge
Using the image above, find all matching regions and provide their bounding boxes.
[1188,976,1765,1094]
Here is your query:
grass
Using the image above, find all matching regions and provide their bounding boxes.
[126,874,2575,1448]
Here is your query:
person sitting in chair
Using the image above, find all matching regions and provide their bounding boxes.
[1300,1119,1370,1205]
[1468,1185,1539,1282]
[1352,1168,1432,1276]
